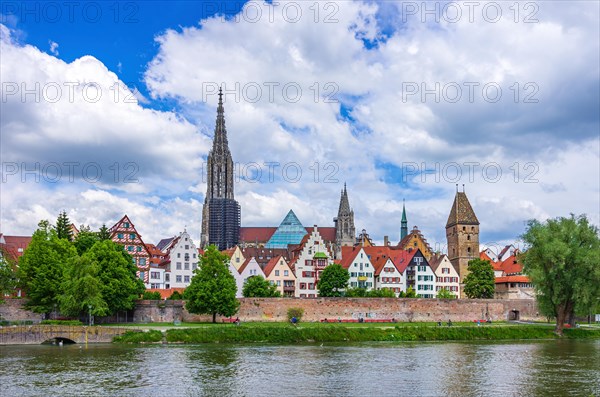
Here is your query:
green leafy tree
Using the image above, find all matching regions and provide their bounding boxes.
[168,290,183,300]
[87,240,145,314]
[142,291,162,300]
[404,286,417,298]
[0,255,17,303]
[98,224,111,241]
[242,275,281,297]
[521,214,600,335]
[73,226,99,255]
[437,288,456,299]
[59,255,108,317]
[463,259,495,299]
[18,221,78,314]
[55,211,73,241]
[345,287,367,297]
[317,264,349,297]
[366,288,396,298]
[184,245,239,323]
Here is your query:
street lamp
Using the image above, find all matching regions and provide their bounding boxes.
[88,304,92,326]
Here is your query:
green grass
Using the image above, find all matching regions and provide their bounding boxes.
[113,330,164,343]
[108,325,600,344]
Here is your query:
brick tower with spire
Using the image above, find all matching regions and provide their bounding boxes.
[445,185,479,285]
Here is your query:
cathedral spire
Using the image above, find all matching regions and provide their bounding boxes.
[338,182,351,213]
[213,86,229,153]
[400,199,408,240]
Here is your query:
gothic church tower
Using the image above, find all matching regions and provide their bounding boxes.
[446,186,479,285]
[201,88,240,250]
[334,183,355,259]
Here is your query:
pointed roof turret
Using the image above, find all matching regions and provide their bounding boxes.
[400,199,408,240]
[446,191,479,228]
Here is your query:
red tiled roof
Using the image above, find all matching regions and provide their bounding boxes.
[263,256,283,277]
[480,251,494,262]
[222,247,236,258]
[239,227,277,243]
[339,247,362,269]
[498,255,523,275]
[146,288,185,299]
[237,257,254,274]
[495,275,530,284]
[361,246,419,274]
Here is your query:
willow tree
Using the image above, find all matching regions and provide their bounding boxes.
[522,214,600,335]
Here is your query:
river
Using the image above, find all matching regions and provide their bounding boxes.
[1,340,599,396]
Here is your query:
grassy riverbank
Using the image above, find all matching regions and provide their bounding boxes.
[112,324,600,344]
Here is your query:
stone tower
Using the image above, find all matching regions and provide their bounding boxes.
[200,88,240,250]
[334,183,355,258]
[400,199,408,240]
[446,186,479,284]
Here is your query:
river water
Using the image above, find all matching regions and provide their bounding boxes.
[1,340,599,396]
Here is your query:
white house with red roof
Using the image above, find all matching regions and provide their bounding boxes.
[404,248,436,298]
[429,254,461,298]
[293,226,332,298]
[109,215,151,285]
[234,257,265,298]
[340,247,375,290]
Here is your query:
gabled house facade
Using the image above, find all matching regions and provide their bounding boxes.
[429,254,461,298]
[340,247,375,290]
[405,249,436,298]
[109,215,151,285]
[263,255,296,297]
[293,226,332,298]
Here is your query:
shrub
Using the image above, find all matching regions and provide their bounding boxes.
[287,307,304,322]
[168,291,183,300]
[142,291,162,300]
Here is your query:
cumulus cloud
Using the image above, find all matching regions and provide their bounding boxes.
[1,1,599,248]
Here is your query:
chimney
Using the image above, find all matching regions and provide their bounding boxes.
[384,236,389,246]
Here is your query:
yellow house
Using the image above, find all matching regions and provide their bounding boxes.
[397,226,434,260]
[263,256,296,297]
[223,246,245,271]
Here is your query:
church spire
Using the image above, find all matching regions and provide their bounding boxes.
[400,199,408,240]
[213,86,229,153]
[338,182,351,213]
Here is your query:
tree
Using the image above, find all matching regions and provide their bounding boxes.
[55,211,73,241]
[88,240,145,314]
[317,264,349,297]
[437,288,456,299]
[142,291,162,300]
[345,287,367,297]
[403,286,417,298]
[98,224,111,241]
[0,255,17,303]
[18,221,78,314]
[73,226,99,255]
[242,275,281,297]
[59,255,108,317]
[184,245,239,323]
[463,259,495,299]
[168,290,183,300]
[366,288,396,298]
[521,214,600,335]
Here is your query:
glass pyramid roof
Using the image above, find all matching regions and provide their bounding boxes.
[265,210,308,249]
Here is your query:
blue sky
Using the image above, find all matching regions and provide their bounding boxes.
[1,1,599,254]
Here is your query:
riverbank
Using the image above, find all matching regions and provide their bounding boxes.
[113,324,600,344]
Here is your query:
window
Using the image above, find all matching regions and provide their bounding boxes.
[467,235,471,241]
[124,222,129,228]
[300,283,307,289]
[193,253,196,259]
[177,253,181,258]
[184,275,190,283]
[139,271,145,280]
[192,263,197,270]
[184,263,189,270]
[185,245,189,250]
[165,274,170,282]
[130,233,135,240]
[176,262,182,270]
[176,275,182,283]
[276,280,281,286]
[128,246,133,252]
[284,270,289,276]
[137,246,142,252]
[139,258,146,266]
[275,270,280,276]
[236,257,240,263]
[151,272,160,280]
[308,283,314,290]
[117,233,123,239]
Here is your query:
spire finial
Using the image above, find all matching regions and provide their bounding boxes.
[462,184,465,192]
[456,183,459,192]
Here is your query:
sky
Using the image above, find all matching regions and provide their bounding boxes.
[1,1,599,256]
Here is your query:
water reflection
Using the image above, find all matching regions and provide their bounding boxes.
[1,340,598,397]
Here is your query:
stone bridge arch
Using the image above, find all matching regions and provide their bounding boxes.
[0,325,130,345]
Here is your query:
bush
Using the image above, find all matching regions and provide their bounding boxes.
[287,307,304,323]
[41,320,83,325]
[142,291,162,300]
[168,291,183,300]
